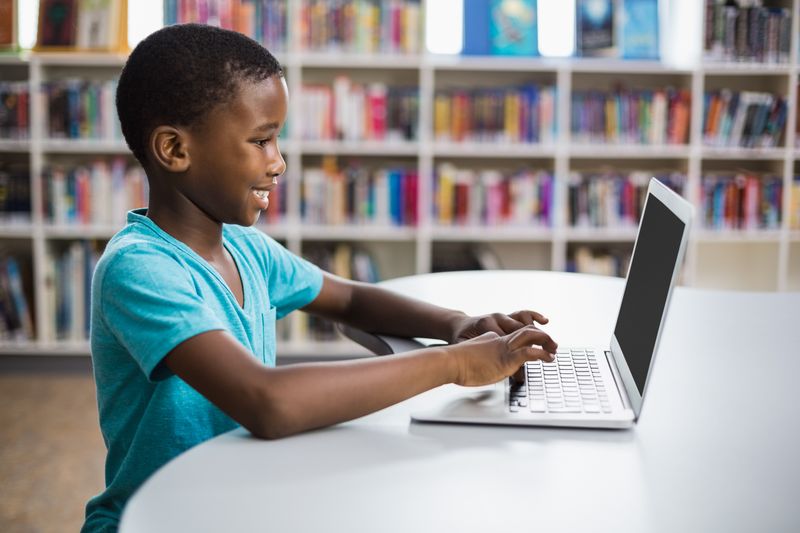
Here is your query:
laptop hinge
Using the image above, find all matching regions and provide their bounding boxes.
[604,350,633,413]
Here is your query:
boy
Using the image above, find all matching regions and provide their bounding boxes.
[83,24,557,532]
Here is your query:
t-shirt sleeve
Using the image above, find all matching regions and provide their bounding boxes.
[261,236,323,319]
[98,246,227,381]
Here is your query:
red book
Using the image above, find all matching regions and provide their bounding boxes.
[367,83,387,140]
[37,0,78,47]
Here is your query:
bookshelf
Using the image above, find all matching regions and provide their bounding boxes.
[2,0,800,358]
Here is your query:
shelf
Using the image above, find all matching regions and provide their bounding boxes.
[300,140,418,156]
[694,229,783,243]
[426,54,563,72]
[430,225,553,242]
[0,222,34,238]
[432,142,556,159]
[701,146,787,160]
[565,228,638,242]
[701,62,792,75]
[570,58,692,75]
[0,341,90,356]
[42,139,130,154]
[32,52,128,67]
[0,52,30,65]
[296,52,422,69]
[790,231,800,242]
[43,224,121,239]
[0,139,31,152]
[300,224,417,241]
[569,143,690,159]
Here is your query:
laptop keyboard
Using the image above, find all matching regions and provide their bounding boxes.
[509,348,613,414]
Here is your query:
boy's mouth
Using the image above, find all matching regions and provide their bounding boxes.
[253,189,269,200]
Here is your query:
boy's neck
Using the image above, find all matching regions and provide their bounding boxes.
[146,199,226,261]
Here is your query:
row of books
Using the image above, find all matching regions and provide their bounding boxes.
[0,82,30,139]
[703,90,787,149]
[434,164,553,227]
[567,172,686,228]
[164,0,288,51]
[300,0,421,54]
[302,158,418,226]
[0,165,31,223]
[433,85,556,144]
[42,158,148,226]
[567,245,631,278]
[700,173,782,231]
[35,0,128,52]
[45,80,123,141]
[300,243,380,340]
[571,88,691,145]
[41,240,101,342]
[0,255,34,341]
[704,1,791,63]
[300,81,418,141]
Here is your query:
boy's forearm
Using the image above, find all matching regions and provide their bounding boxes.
[342,282,467,342]
[254,345,456,439]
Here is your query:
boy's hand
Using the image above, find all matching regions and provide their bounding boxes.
[447,326,557,387]
[449,310,550,343]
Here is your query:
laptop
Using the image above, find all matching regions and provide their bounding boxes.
[410,178,693,429]
[343,177,693,429]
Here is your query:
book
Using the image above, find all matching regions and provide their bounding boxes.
[462,0,491,55]
[0,0,16,49]
[36,0,79,48]
[489,0,538,56]
[75,0,123,51]
[576,0,615,57]
[620,0,658,59]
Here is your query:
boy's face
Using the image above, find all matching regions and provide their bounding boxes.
[182,75,288,227]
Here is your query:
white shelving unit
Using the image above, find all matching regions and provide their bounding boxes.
[2,0,800,358]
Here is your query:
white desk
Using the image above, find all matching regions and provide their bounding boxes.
[120,271,800,533]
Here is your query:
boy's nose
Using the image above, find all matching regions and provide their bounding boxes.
[268,152,286,178]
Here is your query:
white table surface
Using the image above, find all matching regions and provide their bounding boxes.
[120,270,800,533]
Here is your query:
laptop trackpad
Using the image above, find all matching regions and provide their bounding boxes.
[411,383,505,422]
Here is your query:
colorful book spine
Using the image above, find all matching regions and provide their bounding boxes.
[44,79,122,141]
[434,163,552,227]
[41,240,101,342]
[704,1,791,64]
[433,84,555,144]
[300,0,421,54]
[567,171,686,228]
[0,82,30,139]
[164,0,287,50]
[42,158,148,225]
[700,173,782,230]
[791,176,800,230]
[0,165,31,223]
[703,90,787,148]
[571,87,690,145]
[301,78,418,141]
[0,256,34,341]
[301,158,417,226]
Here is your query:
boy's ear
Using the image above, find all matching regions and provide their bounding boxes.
[149,126,191,172]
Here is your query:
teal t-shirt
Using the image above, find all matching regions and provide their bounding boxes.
[82,209,323,533]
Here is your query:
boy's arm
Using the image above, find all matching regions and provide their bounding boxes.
[302,272,551,344]
[164,323,556,440]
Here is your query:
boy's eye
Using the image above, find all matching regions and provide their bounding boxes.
[254,138,272,147]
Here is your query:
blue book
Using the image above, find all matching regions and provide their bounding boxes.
[489,0,538,56]
[462,0,491,55]
[621,0,659,59]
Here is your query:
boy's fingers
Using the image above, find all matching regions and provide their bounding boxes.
[493,313,526,334]
[510,310,549,325]
[509,325,558,355]
[517,346,555,364]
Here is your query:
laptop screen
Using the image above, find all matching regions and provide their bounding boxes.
[613,193,685,394]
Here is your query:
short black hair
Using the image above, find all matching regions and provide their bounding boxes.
[117,23,283,166]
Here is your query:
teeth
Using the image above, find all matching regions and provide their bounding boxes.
[254,190,268,200]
